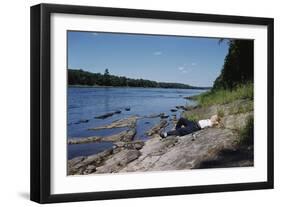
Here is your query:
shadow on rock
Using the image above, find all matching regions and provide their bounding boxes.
[195,146,254,169]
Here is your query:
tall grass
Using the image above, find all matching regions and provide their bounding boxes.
[195,83,253,107]
[237,116,254,146]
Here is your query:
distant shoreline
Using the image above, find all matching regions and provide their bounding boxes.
[68,69,211,90]
[68,84,211,90]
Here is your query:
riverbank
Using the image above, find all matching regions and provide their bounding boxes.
[67,84,254,174]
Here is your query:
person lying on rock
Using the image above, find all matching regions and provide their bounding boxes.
[160,115,221,138]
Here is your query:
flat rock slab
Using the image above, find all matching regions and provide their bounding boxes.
[68,140,145,175]
[89,115,138,130]
[68,127,252,175]
[120,128,240,172]
[101,128,136,142]
[95,149,141,173]
[68,136,101,144]
[114,140,145,150]
[68,128,136,144]
[67,148,114,175]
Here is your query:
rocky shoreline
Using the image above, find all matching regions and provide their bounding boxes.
[67,99,253,175]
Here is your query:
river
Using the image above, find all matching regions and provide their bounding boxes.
[67,87,206,159]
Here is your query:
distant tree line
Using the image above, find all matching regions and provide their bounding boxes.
[68,69,209,89]
[213,39,254,90]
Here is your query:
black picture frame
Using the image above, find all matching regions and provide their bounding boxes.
[30,3,274,204]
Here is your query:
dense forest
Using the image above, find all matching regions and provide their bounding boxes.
[213,39,254,90]
[68,69,209,89]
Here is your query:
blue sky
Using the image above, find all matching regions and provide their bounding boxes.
[68,31,229,87]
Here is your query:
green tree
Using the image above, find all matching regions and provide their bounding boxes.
[67,69,206,89]
[103,68,111,85]
[104,68,109,76]
[213,40,254,90]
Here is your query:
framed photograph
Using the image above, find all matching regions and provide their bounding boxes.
[30,3,274,203]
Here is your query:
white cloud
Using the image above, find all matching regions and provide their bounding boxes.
[153,51,162,56]
[178,62,195,74]
[178,63,194,74]
[178,66,184,71]
[191,62,197,66]
[179,66,192,74]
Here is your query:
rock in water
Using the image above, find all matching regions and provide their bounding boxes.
[144,113,163,118]
[101,128,136,142]
[146,120,168,136]
[89,115,138,130]
[94,110,122,119]
[94,112,115,119]
[74,119,89,124]
[69,128,136,144]
[68,136,101,144]
[176,105,188,111]
[160,114,169,119]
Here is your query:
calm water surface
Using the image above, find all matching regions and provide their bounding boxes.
[67,87,206,159]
